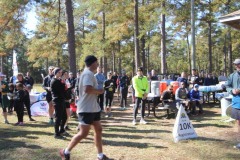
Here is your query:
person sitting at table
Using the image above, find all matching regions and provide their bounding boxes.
[160,85,176,111]
[175,82,190,113]
[189,84,203,115]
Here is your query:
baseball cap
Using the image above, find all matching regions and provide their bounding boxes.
[194,84,199,88]
[233,59,240,65]
[137,67,143,72]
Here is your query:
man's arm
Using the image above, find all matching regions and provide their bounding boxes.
[85,85,104,94]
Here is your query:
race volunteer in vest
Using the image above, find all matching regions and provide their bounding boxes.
[132,67,149,125]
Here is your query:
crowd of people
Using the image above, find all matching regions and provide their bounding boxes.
[1,56,240,159]
[0,72,36,125]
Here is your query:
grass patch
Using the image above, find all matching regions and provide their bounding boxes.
[0,96,239,160]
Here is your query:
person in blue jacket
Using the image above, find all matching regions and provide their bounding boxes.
[226,58,240,149]
[189,84,203,115]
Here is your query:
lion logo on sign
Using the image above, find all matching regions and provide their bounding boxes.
[181,113,186,118]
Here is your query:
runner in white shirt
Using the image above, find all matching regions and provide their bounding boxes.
[59,55,110,160]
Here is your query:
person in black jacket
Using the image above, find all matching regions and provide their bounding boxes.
[14,83,25,126]
[24,85,35,121]
[51,68,67,139]
[25,72,34,87]
[104,72,115,117]
[62,71,73,130]
[118,70,130,110]
[42,66,55,125]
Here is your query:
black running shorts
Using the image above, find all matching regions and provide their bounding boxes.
[78,112,101,125]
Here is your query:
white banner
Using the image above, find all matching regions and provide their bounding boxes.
[173,105,198,143]
[12,50,18,84]
[30,100,49,117]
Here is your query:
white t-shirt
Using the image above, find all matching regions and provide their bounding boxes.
[77,68,100,113]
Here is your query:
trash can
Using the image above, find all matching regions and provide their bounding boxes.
[221,97,232,116]
[151,81,160,96]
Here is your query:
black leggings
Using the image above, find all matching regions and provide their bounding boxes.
[120,88,128,107]
[105,94,113,107]
[15,105,24,122]
[9,100,14,112]
[53,100,67,136]
[24,100,31,119]
[133,97,146,119]
[97,93,104,110]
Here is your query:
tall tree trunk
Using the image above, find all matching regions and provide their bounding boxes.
[82,16,85,39]
[118,41,121,74]
[0,56,2,73]
[208,21,212,73]
[186,30,191,73]
[112,43,116,72]
[134,0,140,72]
[65,0,76,76]
[228,32,233,73]
[160,2,166,74]
[141,36,146,72]
[102,11,107,75]
[223,34,227,75]
[191,0,196,70]
[141,0,146,72]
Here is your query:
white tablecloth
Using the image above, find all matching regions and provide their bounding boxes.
[30,92,46,104]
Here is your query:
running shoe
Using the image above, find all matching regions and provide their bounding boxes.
[59,149,70,160]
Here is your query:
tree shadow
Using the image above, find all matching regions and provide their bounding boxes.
[0,138,42,151]
[103,139,168,149]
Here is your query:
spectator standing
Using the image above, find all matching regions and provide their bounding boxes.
[177,72,188,88]
[14,73,33,121]
[42,66,55,125]
[132,67,149,125]
[24,85,35,121]
[7,83,14,114]
[0,73,9,124]
[226,58,240,149]
[95,67,105,111]
[59,55,110,160]
[189,69,199,88]
[62,71,73,131]
[116,73,120,100]
[119,69,130,110]
[14,83,25,126]
[111,71,118,93]
[68,72,76,90]
[25,72,34,87]
[204,73,213,86]
[150,69,158,81]
[166,75,173,86]
[218,71,228,82]
[104,72,115,117]
[198,72,205,86]
[212,73,219,85]
[74,70,81,98]
[50,68,67,139]
[16,73,27,86]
